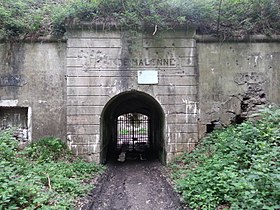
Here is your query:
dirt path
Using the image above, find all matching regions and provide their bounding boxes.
[83,160,186,210]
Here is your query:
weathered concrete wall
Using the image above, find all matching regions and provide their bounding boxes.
[66,29,199,163]
[0,42,67,141]
[198,42,280,135]
[1,33,279,164]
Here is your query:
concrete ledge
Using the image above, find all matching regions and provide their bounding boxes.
[2,30,280,43]
[195,34,280,43]
[65,20,194,31]
[0,36,67,43]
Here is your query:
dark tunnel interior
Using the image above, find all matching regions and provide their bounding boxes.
[100,90,166,164]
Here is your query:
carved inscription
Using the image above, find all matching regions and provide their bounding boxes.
[77,49,177,70]
[0,74,24,87]
[234,72,266,85]
[117,58,176,67]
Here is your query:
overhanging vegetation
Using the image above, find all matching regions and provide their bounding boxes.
[0,0,280,40]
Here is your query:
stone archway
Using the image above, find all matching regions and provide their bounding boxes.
[100,90,165,163]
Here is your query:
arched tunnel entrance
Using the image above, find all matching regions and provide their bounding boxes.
[100,91,165,164]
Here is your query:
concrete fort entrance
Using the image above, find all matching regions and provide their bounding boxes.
[66,28,199,164]
[1,25,279,164]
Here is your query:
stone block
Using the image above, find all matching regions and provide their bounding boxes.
[166,113,198,124]
[67,124,100,135]
[67,47,121,58]
[167,124,198,133]
[167,132,199,143]
[180,56,196,67]
[162,67,197,76]
[67,134,100,144]
[67,30,121,38]
[68,38,121,48]
[162,104,187,114]
[67,76,135,87]
[168,143,196,153]
[67,68,132,77]
[67,115,100,125]
[152,85,197,96]
[69,144,100,155]
[143,38,196,48]
[67,87,111,96]
[185,101,199,114]
[67,105,103,115]
[158,75,197,86]
[157,95,197,105]
[67,95,110,106]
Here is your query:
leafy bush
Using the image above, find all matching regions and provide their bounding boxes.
[0,130,18,161]
[0,133,104,210]
[171,106,280,210]
[0,0,279,40]
[24,136,71,162]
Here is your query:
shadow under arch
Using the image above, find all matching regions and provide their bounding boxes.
[100,90,166,164]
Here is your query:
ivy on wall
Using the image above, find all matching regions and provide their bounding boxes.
[0,0,280,40]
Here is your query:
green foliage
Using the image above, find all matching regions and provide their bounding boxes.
[24,136,71,162]
[0,0,45,38]
[0,0,279,40]
[0,132,104,209]
[181,0,280,36]
[138,128,147,134]
[0,130,18,161]
[119,129,130,135]
[170,105,280,210]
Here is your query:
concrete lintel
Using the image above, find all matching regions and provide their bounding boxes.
[0,100,19,107]
[0,101,32,142]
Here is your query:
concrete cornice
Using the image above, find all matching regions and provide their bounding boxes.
[1,29,280,43]
[194,34,280,43]
[0,36,67,43]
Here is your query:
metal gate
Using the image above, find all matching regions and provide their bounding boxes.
[117,113,149,152]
